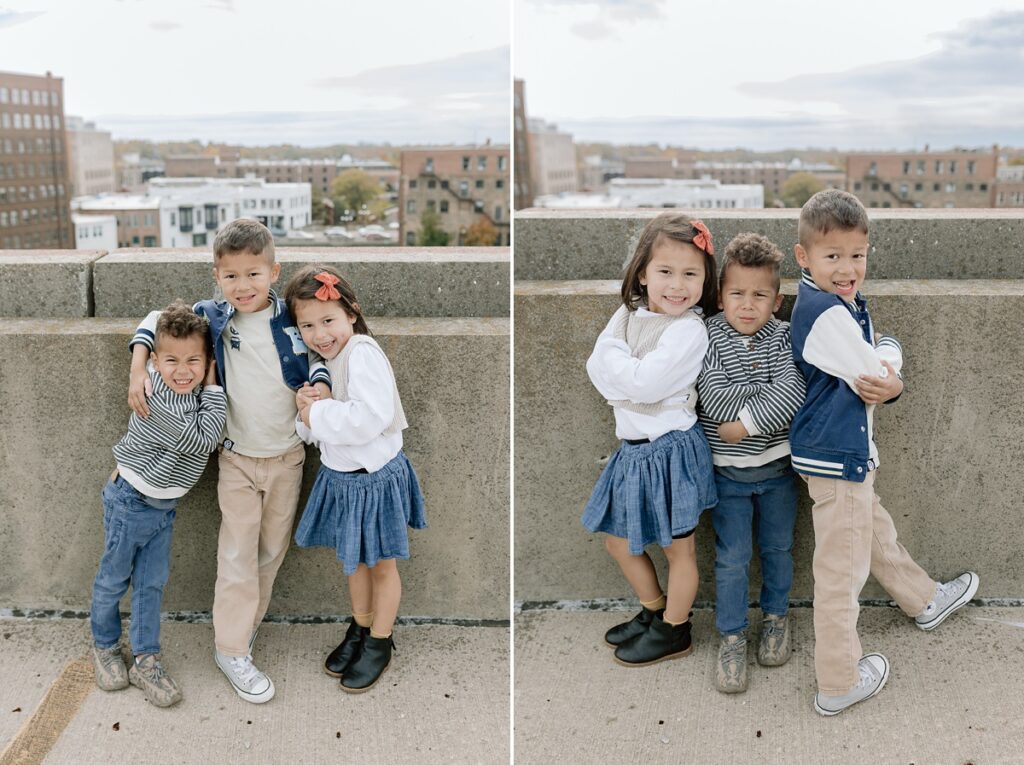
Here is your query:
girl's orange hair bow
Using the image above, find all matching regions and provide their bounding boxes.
[690,220,714,256]
[314,272,341,301]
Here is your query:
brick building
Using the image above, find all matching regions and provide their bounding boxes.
[846,148,998,208]
[0,70,73,249]
[399,144,510,246]
[513,79,534,210]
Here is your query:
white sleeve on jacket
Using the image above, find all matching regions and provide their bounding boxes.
[586,310,708,405]
[307,344,395,446]
[803,305,897,393]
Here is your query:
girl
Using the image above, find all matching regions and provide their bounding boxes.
[582,214,719,666]
[284,264,426,693]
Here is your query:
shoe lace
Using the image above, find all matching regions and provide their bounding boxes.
[763,618,786,640]
[855,662,877,690]
[229,655,261,684]
[98,648,122,671]
[722,638,745,664]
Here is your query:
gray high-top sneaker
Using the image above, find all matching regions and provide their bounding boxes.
[757,613,791,666]
[715,633,748,693]
[91,644,129,691]
[129,654,182,708]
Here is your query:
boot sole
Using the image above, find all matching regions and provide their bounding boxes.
[813,654,890,716]
[915,572,979,631]
[340,660,390,693]
[613,644,693,667]
[323,664,344,678]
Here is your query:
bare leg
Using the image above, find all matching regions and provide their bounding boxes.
[604,535,663,603]
[369,560,402,637]
[662,536,698,623]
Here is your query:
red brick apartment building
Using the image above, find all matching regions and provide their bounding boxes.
[846,148,998,208]
[399,145,510,246]
[0,70,73,249]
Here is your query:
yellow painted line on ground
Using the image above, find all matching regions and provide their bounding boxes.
[0,656,93,765]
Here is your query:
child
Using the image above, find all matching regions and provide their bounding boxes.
[790,189,979,715]
[284,264,426,692]
[697,233,805,693]
[127,220,331,704]
[91,301,226,708]
[582,214,719,666]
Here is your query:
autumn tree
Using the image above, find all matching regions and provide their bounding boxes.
[780,172,824,208]
[418,209,450,246]
[330,169,383,222]
[463,217,499,246]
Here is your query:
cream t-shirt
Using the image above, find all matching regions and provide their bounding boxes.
[222,304,301,457]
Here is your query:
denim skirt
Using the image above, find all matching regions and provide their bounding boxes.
[581,427,717,555]
[295,451,427,575]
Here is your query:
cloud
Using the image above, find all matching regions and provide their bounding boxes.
[527,0,665,19]
[571,19,615,39]
[204,0,234,9]
[149,20,182,32]
[0,8,44,28]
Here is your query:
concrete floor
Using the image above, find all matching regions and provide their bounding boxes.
[514,606,1024,765]
[0,620,509,765]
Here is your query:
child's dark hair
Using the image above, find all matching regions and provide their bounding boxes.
[213,218,275,264]
[719,233,784,293]
[798,189,869,248]
[283,264,370,335]
[621,213,717,314]
[155,299,210,353]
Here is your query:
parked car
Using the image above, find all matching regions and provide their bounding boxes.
[325,227,355,240]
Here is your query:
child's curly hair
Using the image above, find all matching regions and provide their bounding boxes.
[719,233,784,293]
[155,300,210,354]
[283,264,370,335]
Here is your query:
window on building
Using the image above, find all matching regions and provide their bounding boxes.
[881,201,891,208]
[205,204,218,229]
[406,231,415,245]
[477,156,487,171]
[193,233,207,246]
[933,183,941,191]
[945,183,955,193]
[179,207,193,231]
[917,160,925,175]
[871,182,879,191]
[427,179,436,189]
[462,156,470,171]
[474,200,484,212]
[853,181,862,191]
[494,206,502,221]
[406,200,416,213]
[143,236,156,247]
[425,158,434,173]
[936,161,944,175]
[409,179,417,189]
[440,200,449,213]
[441,180,449,190]
[965,183,974,191]
[475,179,484,189]
[902,161,911,175]
[498,156,507,171]
[979,183,988,191]
[0,88,7,103]
[949,160,957,174]
[882,183,891,191]
[496,179,504,189]
[868,162,877,176]
[899,184,909,199]
[459,181,469,197]
[915,183,923,191]
[170,212,176,226]
[967,161,976,175]
[426,199,436,211]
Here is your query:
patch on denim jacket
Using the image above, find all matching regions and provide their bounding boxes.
[228,325,241,351]
[283,326,308,355]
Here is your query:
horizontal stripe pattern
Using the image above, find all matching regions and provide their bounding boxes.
[697,314,805,466]
[113,365,226,496]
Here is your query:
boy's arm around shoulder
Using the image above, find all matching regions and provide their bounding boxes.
[738,324,806,436]
[587,311,707,405]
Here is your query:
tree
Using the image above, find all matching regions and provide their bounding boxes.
[330,169,382,223]
[418,209,449,246]
[311,186,326,224]
[463,217,499,246]
[780,172,824,208]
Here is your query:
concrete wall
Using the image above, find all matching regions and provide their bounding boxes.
[514,210,1024,603]
[514,209,1024,281]
[1,247,509,319]
[0,249,510,620]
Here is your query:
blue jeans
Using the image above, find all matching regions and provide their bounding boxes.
[90,476,177,655]
[711,470,798,636]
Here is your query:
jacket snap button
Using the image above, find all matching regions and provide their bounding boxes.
[856,466,863,473]
[861,426,866,432]
[860,320,866,325]
[283,355,290,362]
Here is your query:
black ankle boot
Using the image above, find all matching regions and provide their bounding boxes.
[324,621,370,677]
[340,634,394,693]
[604,607,663,647]
[613,614,693,666]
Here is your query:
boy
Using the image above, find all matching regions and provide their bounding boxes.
[790,189,978,716]
[697,233,806,694]
[128,220,330,704]
[91,301,226,708]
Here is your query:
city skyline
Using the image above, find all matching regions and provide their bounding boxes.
[1,0,509,146]
[515,0,1024,150]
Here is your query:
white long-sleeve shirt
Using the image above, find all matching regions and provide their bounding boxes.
[586,306,708,441]
[296,342,403,472]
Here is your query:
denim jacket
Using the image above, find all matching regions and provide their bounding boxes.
[130,289,331,392]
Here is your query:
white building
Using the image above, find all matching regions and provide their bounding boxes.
[528,119,578,197]
[72,213,118,251]
[117,152,165,191]
[535,178,764,210]
[65,116,115,196]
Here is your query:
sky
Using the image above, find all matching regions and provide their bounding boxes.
[0,0,510,146]
[514,0,1024,150]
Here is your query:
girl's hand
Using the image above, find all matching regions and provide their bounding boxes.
[855,360,903,404]
[313,381,332,401]
[296,384,319,411]
[718,420,749,444]
[204,359,217,386]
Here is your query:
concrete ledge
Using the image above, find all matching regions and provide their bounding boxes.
[0,251,105,317]
[514,280,1024,602]
[93,248,510,318]
[0,317,509,619]
[514,209,1024,281]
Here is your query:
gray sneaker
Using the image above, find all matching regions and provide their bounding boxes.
[813,653,889,716]
[757,613,791,667]
[915,571,979,631]
[91,644,129,691]
[715,633,748,693]
[215,650,275,704]
[128,654,182,708]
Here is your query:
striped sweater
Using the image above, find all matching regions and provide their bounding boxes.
[697,314,805,468]
[113,363,227,499]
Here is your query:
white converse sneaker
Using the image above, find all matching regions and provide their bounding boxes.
[215,650,275,704]
[915,571,979,631]
[814,653,889,716]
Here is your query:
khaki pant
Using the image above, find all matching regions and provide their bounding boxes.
[213,443,306,656]
[806,472,935,694]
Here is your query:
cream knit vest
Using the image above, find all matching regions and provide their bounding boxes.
[607,308,700,418]
[325,334,408,436]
